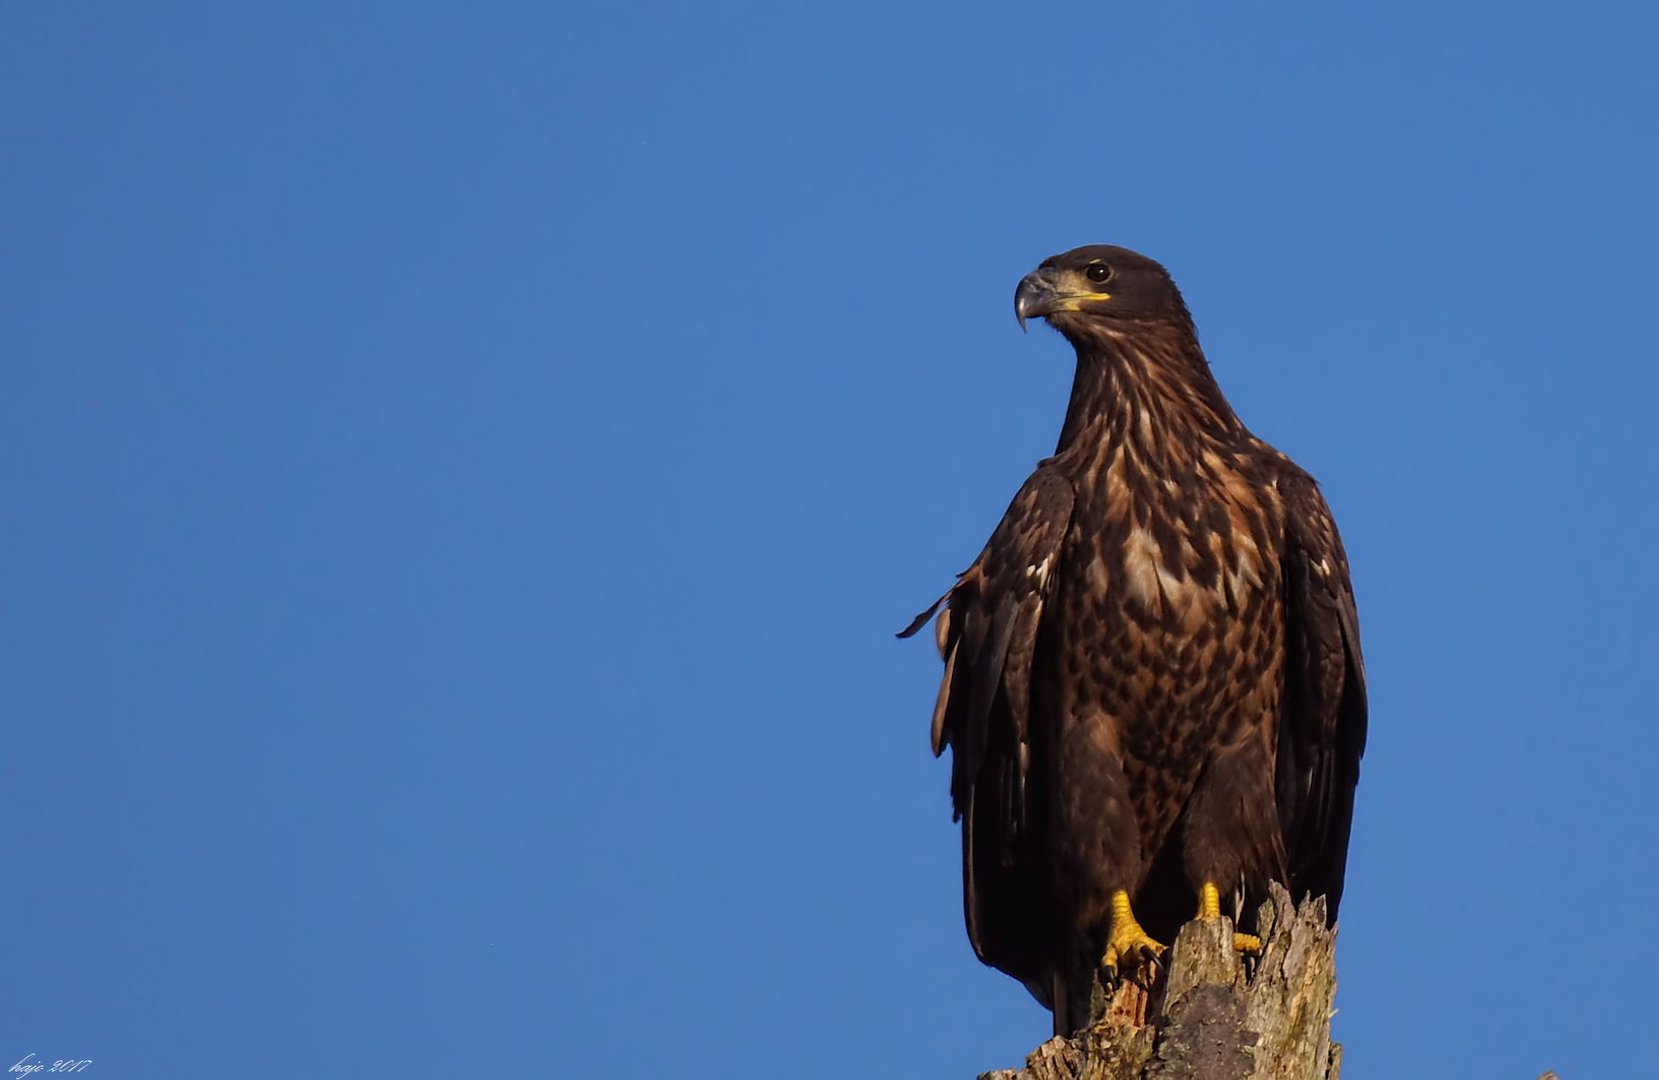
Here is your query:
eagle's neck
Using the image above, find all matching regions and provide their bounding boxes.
[1054,319,1243,465]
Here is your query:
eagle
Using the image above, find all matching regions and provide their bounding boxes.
[901,245,1367,1035]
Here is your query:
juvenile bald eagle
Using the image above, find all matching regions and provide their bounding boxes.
[902,246,1366,1035]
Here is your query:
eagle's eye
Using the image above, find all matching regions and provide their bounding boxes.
[1085,263,1113,285]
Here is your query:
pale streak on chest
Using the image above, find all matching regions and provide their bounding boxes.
[1121,525,1206,623]
[1094,452,1272,623]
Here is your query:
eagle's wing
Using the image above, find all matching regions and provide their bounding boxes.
[900,465,1074,982]
[901,466,1074,804]
[1276,470,1368,921]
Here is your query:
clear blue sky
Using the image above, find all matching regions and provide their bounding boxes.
[6,4,1657,1078]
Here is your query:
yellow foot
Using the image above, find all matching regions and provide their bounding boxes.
[1102,890,1166,977]
[1199,882,1263,955]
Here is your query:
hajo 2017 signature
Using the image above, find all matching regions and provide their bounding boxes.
[9,1056,92,1075]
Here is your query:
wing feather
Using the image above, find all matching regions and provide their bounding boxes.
[1276,470,1368,920]
[901,466,1074,807]
[899,465,1074,981]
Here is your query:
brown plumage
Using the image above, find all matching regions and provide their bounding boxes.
[901,245,1367,1035]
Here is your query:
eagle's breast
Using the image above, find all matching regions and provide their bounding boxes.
[1053,441,1287,835]
[1079,445,1279,625]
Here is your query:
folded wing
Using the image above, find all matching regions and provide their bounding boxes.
[901,466,1074,983]
[1276,471,1368,920]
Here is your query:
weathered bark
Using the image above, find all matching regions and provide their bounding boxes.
[978,884,1340,1080]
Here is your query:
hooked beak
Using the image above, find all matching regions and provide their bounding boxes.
[1014,268,1065,332]
[1014,267,1111,331]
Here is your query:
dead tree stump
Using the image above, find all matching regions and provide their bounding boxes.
[978,883,1340,1080]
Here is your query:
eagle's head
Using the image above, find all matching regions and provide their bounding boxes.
[1014,245,1191,335]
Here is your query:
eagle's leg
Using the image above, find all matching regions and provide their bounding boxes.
[1198,881,1262,954]
[1102,889,1165,975]
[1054,725,1156,982]
[1181,740,1281,955]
